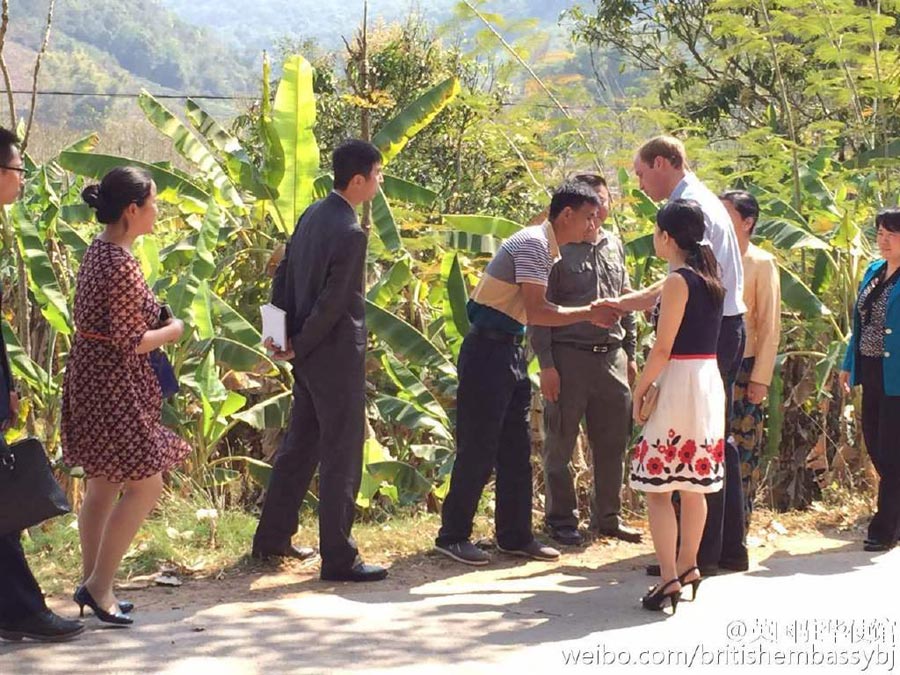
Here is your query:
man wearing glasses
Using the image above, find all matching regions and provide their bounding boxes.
[0,127,84,641]
[530,173,643,546]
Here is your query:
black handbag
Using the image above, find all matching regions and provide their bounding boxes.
[0,436,71,536]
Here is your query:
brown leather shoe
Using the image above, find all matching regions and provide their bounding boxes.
[252,544,317,561]
[597,524,643,543]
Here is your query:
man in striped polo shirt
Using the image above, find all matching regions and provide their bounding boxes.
[435,182,619,566]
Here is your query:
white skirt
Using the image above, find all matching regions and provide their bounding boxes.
[630,357,726,493]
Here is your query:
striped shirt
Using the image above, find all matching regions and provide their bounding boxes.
[467,222,561,334]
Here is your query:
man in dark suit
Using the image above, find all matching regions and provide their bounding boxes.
[252,139,387,582]
[0,127,85,641]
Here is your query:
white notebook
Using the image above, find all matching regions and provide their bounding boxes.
[260,303,287,350]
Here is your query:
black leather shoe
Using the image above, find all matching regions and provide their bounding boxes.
[718,556,750,572]
[864,540,897,552]
[597,525,643,543]
[549,527,584,546]
[865,535,900,546]
[252,544,317,561]
[320,562,388,582]
[0,610,85,642]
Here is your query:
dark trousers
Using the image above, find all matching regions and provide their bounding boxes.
[0,532,46,624]
[698,314,748,567]
[437,332,533,549]
[254,340,365,573]
[859,355,900,544]
[543,345,631,531]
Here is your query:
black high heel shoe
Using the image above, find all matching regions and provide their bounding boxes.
[73,586,133,625]
[641,578,681,613]
[73,588,133,614]
[677,566,703,601]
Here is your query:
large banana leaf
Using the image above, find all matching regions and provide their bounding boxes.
[13,204,71,334]
[444,231,499,255]
[443,214,522,239]
[368,256,412,307]
[371,187,402,251]
[59,133,100,155]
[260,53,284,195]
[210,292,261,346]
[138,91,243,208]
[208,455,273,489]
[212,337,275,373]
[382,175,438,206]
[2,321,49,393]
[372,77,460,166]
[192,280,215,340]
[133,236,161,287]
[272,55,319,233]
[780,266,831,317]
[375,393,451,439]
[366,460,432,505]
[357,437,390,508]
[185,98,275,199]
[58,151,210,213]
[233,391,293,430]
[166,201,222,324]
[380,353,449,426]
[754,218,831,251]
[313,173,333,199]
[365,300,456,377]
[56,219,90,258]
[441,251,470,340]
[624,232,654,259]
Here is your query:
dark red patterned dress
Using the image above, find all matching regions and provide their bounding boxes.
[62,239,190,482]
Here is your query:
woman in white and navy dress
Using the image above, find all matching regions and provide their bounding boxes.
[629,199,726,613]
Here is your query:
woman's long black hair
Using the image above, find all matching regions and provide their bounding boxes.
[656,198,726,306]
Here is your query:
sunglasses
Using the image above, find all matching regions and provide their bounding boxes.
[0,165,25,174]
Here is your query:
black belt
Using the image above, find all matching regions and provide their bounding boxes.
[470,324,524,345]
[561,341,621,354]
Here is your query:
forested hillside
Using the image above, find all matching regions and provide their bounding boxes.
[6,0,256,127]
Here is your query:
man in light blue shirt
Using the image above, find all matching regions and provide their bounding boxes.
[613,135,749,577]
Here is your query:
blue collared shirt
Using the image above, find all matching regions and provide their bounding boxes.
[670,173,746,317]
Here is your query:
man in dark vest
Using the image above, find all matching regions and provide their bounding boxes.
[0,126,85,641]
[252,139,387,582]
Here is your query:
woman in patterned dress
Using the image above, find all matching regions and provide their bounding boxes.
[623,199,726,613]
[62,167,190,624]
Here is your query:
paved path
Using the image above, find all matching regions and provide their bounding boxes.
[2,546,897,674]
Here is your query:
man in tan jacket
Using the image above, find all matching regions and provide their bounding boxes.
[721,191,781,528]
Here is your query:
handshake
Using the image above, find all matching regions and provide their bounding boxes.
[589,298,625,328]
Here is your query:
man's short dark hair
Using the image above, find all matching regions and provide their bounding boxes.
[720,190,760,234]
[332,140,382,190]
[548,181,601,220]
[568,171,607,190]
[0,127,20,167]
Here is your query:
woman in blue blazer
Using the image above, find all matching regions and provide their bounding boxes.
[840,208,900,552]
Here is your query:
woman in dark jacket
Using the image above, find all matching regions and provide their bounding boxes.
[840,208,900,552]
